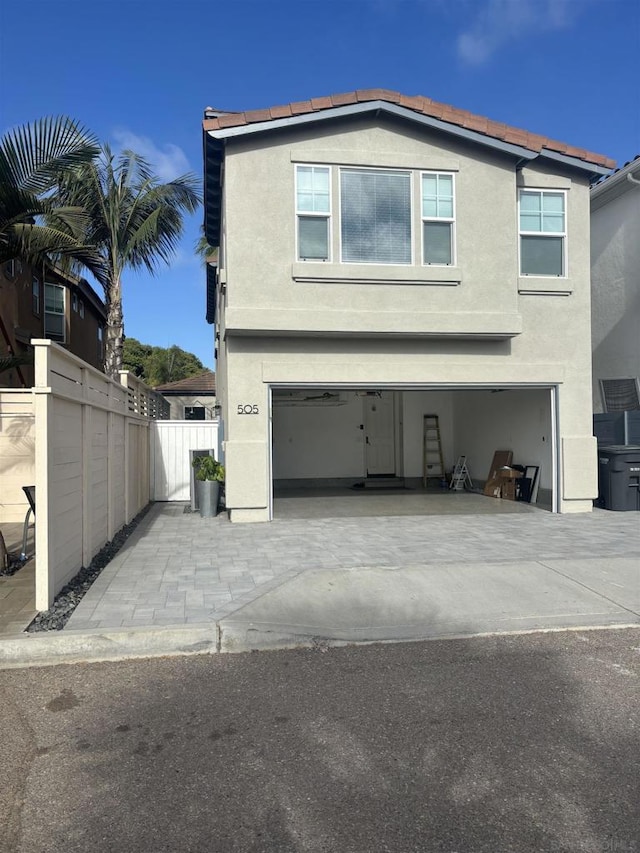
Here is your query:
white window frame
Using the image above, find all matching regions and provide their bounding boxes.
[44,282,66,342]
[518,188,567,278]
[295,164,331,262]
[338,165,414,266]
[421,171,455,266]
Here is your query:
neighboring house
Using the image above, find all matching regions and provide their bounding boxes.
[590,155,640,414]
[0,258,106,386]
[203,89,614,522]
[156,371,217,420]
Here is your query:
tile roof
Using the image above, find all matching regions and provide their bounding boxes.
[203,89,615,170]
[155,371,216,394]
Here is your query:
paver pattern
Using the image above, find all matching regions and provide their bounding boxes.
[66,499,640,631]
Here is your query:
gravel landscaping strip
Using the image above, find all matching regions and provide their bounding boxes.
[26,504,152,632]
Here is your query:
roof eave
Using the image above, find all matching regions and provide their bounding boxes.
[536,148,611,180]
[206,100,539,162]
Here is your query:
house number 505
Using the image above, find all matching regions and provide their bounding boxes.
[237,404,259,415]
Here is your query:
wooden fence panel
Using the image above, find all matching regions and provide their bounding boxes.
[32,341,155,610]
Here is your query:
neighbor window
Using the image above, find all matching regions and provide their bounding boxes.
[184,406,206,420]
[32,277,40,316]
[97,325,104,361]
[519,190,566,276]
[72,293,78,312]
[79,299,85,319]
[422,172,454,265]
[340,168,411,264]
[296,165,330,261]
[44,282,65,342]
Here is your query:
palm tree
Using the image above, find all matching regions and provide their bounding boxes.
[57,146,201,378]
[0,116,105,279]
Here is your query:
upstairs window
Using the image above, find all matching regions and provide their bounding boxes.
[340,168,411,264]
[519,190,566,276]
[44,283,65,342]
[296,165,330,261]
[422,172,454,265]
[72,293,79,312]
[97,325,104,362]
[79,299,85,319]
[32,277,40,316]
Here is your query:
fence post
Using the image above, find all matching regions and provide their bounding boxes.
[33,342,53,610]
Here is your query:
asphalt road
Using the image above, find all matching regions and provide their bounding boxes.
[1,629,638,853]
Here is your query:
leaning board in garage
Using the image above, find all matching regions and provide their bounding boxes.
[483,450,513,496]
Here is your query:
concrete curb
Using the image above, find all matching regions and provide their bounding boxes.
[2,616,639,668]
[0,624,219,669]
[217,617,640,654]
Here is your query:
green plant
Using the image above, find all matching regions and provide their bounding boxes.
[192,455,224,482]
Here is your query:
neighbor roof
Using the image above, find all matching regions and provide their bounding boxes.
[155,371,216,394]
[591,153,640,209]
[203,88,615,171]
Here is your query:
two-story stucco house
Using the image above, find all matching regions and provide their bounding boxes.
[591,155,640,414]
[203,89,614,523]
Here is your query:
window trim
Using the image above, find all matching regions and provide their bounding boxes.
[44,281,66,343]
[295,163,331,262]
[518,188,567,278]
[338,165,414,267]
[421,170,456,267]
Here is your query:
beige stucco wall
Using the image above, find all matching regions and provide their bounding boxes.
[214,114,596,521]
[591,178,640,411]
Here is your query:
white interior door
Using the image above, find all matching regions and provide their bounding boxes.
[363,392,395,476]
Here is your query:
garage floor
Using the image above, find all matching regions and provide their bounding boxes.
[273,487,545,519]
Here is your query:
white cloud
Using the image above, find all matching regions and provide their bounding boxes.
[457,0,588,65]
[111,128,191,181]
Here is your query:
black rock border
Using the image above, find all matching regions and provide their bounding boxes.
[27,503,153,632]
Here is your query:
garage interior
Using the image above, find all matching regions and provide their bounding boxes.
[271,387,554,519]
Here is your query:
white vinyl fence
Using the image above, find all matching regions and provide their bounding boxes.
[151,420,221,501]
[33,340,161,609]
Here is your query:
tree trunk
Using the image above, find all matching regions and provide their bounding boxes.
[104,278,124,380]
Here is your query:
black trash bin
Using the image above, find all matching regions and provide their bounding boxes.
[598,445,640,511]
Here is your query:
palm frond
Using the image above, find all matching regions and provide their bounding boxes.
[0,354,33,375]
[0,116,99,196]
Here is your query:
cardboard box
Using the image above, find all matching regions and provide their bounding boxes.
[499,466,523,480]
[501,480,517,501]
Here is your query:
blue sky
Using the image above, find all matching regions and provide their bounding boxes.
[1,0,638,369]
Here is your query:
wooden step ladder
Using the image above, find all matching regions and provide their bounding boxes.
[422,414,445,487]
[450,455,473,491]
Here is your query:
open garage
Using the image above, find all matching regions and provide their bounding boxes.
[271,386,555,519]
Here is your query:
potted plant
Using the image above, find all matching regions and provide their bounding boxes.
[192,455,225,518]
